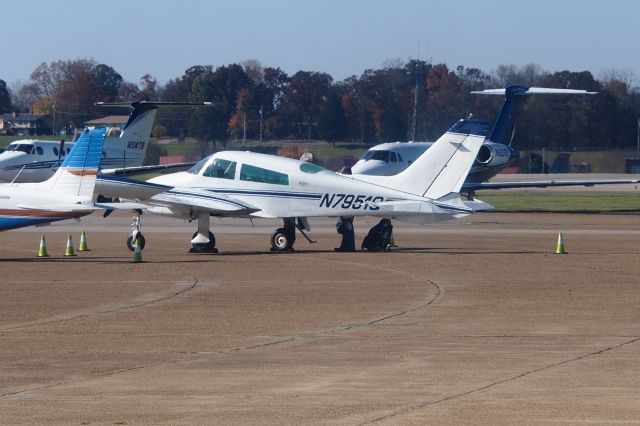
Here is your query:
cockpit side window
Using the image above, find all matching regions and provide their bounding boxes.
[397,153,404,162]
[36,146,43,155]
[390,152,397,162]
[203,158,237,180]
[240,163,289,185]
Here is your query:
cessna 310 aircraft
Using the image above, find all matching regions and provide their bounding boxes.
[110,124,490,252]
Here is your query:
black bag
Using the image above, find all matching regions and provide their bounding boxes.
[361,219,393,251]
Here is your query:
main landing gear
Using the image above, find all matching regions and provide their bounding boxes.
[270,217,297,251]
[189,212,218,253]
[270,217,316,252]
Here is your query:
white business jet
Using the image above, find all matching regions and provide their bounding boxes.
[115,125,490,252]
[351,86,640,193]
[0,101,206,183]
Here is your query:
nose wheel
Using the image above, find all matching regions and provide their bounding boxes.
[127,214,145,251]
[127,233,146,251]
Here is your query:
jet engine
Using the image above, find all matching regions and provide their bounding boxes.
[475,142,516,168]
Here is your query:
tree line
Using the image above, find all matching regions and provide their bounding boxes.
[1,58,639,152]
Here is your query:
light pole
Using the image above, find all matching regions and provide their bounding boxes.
[259,107,263,142]
[637,118,640,152]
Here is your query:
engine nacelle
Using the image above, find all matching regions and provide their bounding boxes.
[475,142,514,167]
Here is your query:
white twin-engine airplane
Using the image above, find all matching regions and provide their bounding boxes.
[0,129,161,231]
[116,129,491,252]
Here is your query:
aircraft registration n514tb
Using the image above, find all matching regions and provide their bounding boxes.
[0,101,207,184]
[116,127,491,252]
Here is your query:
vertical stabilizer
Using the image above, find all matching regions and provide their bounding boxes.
[44,129,106,197]
[359,132,485,199]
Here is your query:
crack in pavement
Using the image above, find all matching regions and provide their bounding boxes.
[0,278,199,332]
[367,335,640,424]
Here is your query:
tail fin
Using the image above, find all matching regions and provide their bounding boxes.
[472,86,597,146]
[43,129,106,197]
[96,101,212,169]
[361,132,486,199]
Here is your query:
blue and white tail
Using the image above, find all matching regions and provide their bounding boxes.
[472,86,597,146]
[43,129,106,197]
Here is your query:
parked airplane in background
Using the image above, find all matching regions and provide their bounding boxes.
[0,101,206,183]
[350,86,640,194]
[351,117,505,178]
[0,129,108,230]
[108,120,491,252]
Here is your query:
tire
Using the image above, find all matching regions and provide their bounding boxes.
[191,231,216,252]
[127,234,146,251]
[270,228,292,251]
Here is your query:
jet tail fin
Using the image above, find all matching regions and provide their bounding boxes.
[95,101,213,169]
[471,86,597,146]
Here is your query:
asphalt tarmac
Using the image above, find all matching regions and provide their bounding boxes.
[1,212,640,424]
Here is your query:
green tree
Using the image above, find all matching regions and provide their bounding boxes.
[317,93,347,144]
[0,79,12,113]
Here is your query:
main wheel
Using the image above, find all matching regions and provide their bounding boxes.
[270,227,293,251]
[127,234,146,251]
[190,231,217,252]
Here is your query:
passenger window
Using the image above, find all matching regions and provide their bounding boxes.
[53,147,59,156]
[240,164,289,185]
[203,158,237,180]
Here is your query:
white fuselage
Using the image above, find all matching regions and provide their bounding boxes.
[351,142,432,176]
[0,132,147,183]
[147,151,462,224]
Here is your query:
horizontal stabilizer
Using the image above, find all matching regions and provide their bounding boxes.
[463,178,640,191]
[96,101,213,108]
[471,87,597,96]
[17,203,97,213]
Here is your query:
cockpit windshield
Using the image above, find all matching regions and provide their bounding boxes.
[187,156,212,174]
[5,144,34,154]
[362,150,390,162]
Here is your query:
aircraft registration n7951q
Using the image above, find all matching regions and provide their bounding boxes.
[115,127,491,252]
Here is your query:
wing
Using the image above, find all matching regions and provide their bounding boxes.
[463,178,640,191]
[150,187,261,216]
[101,162,197,176]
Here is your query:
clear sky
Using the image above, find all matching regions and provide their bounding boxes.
[3,0,639,87]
